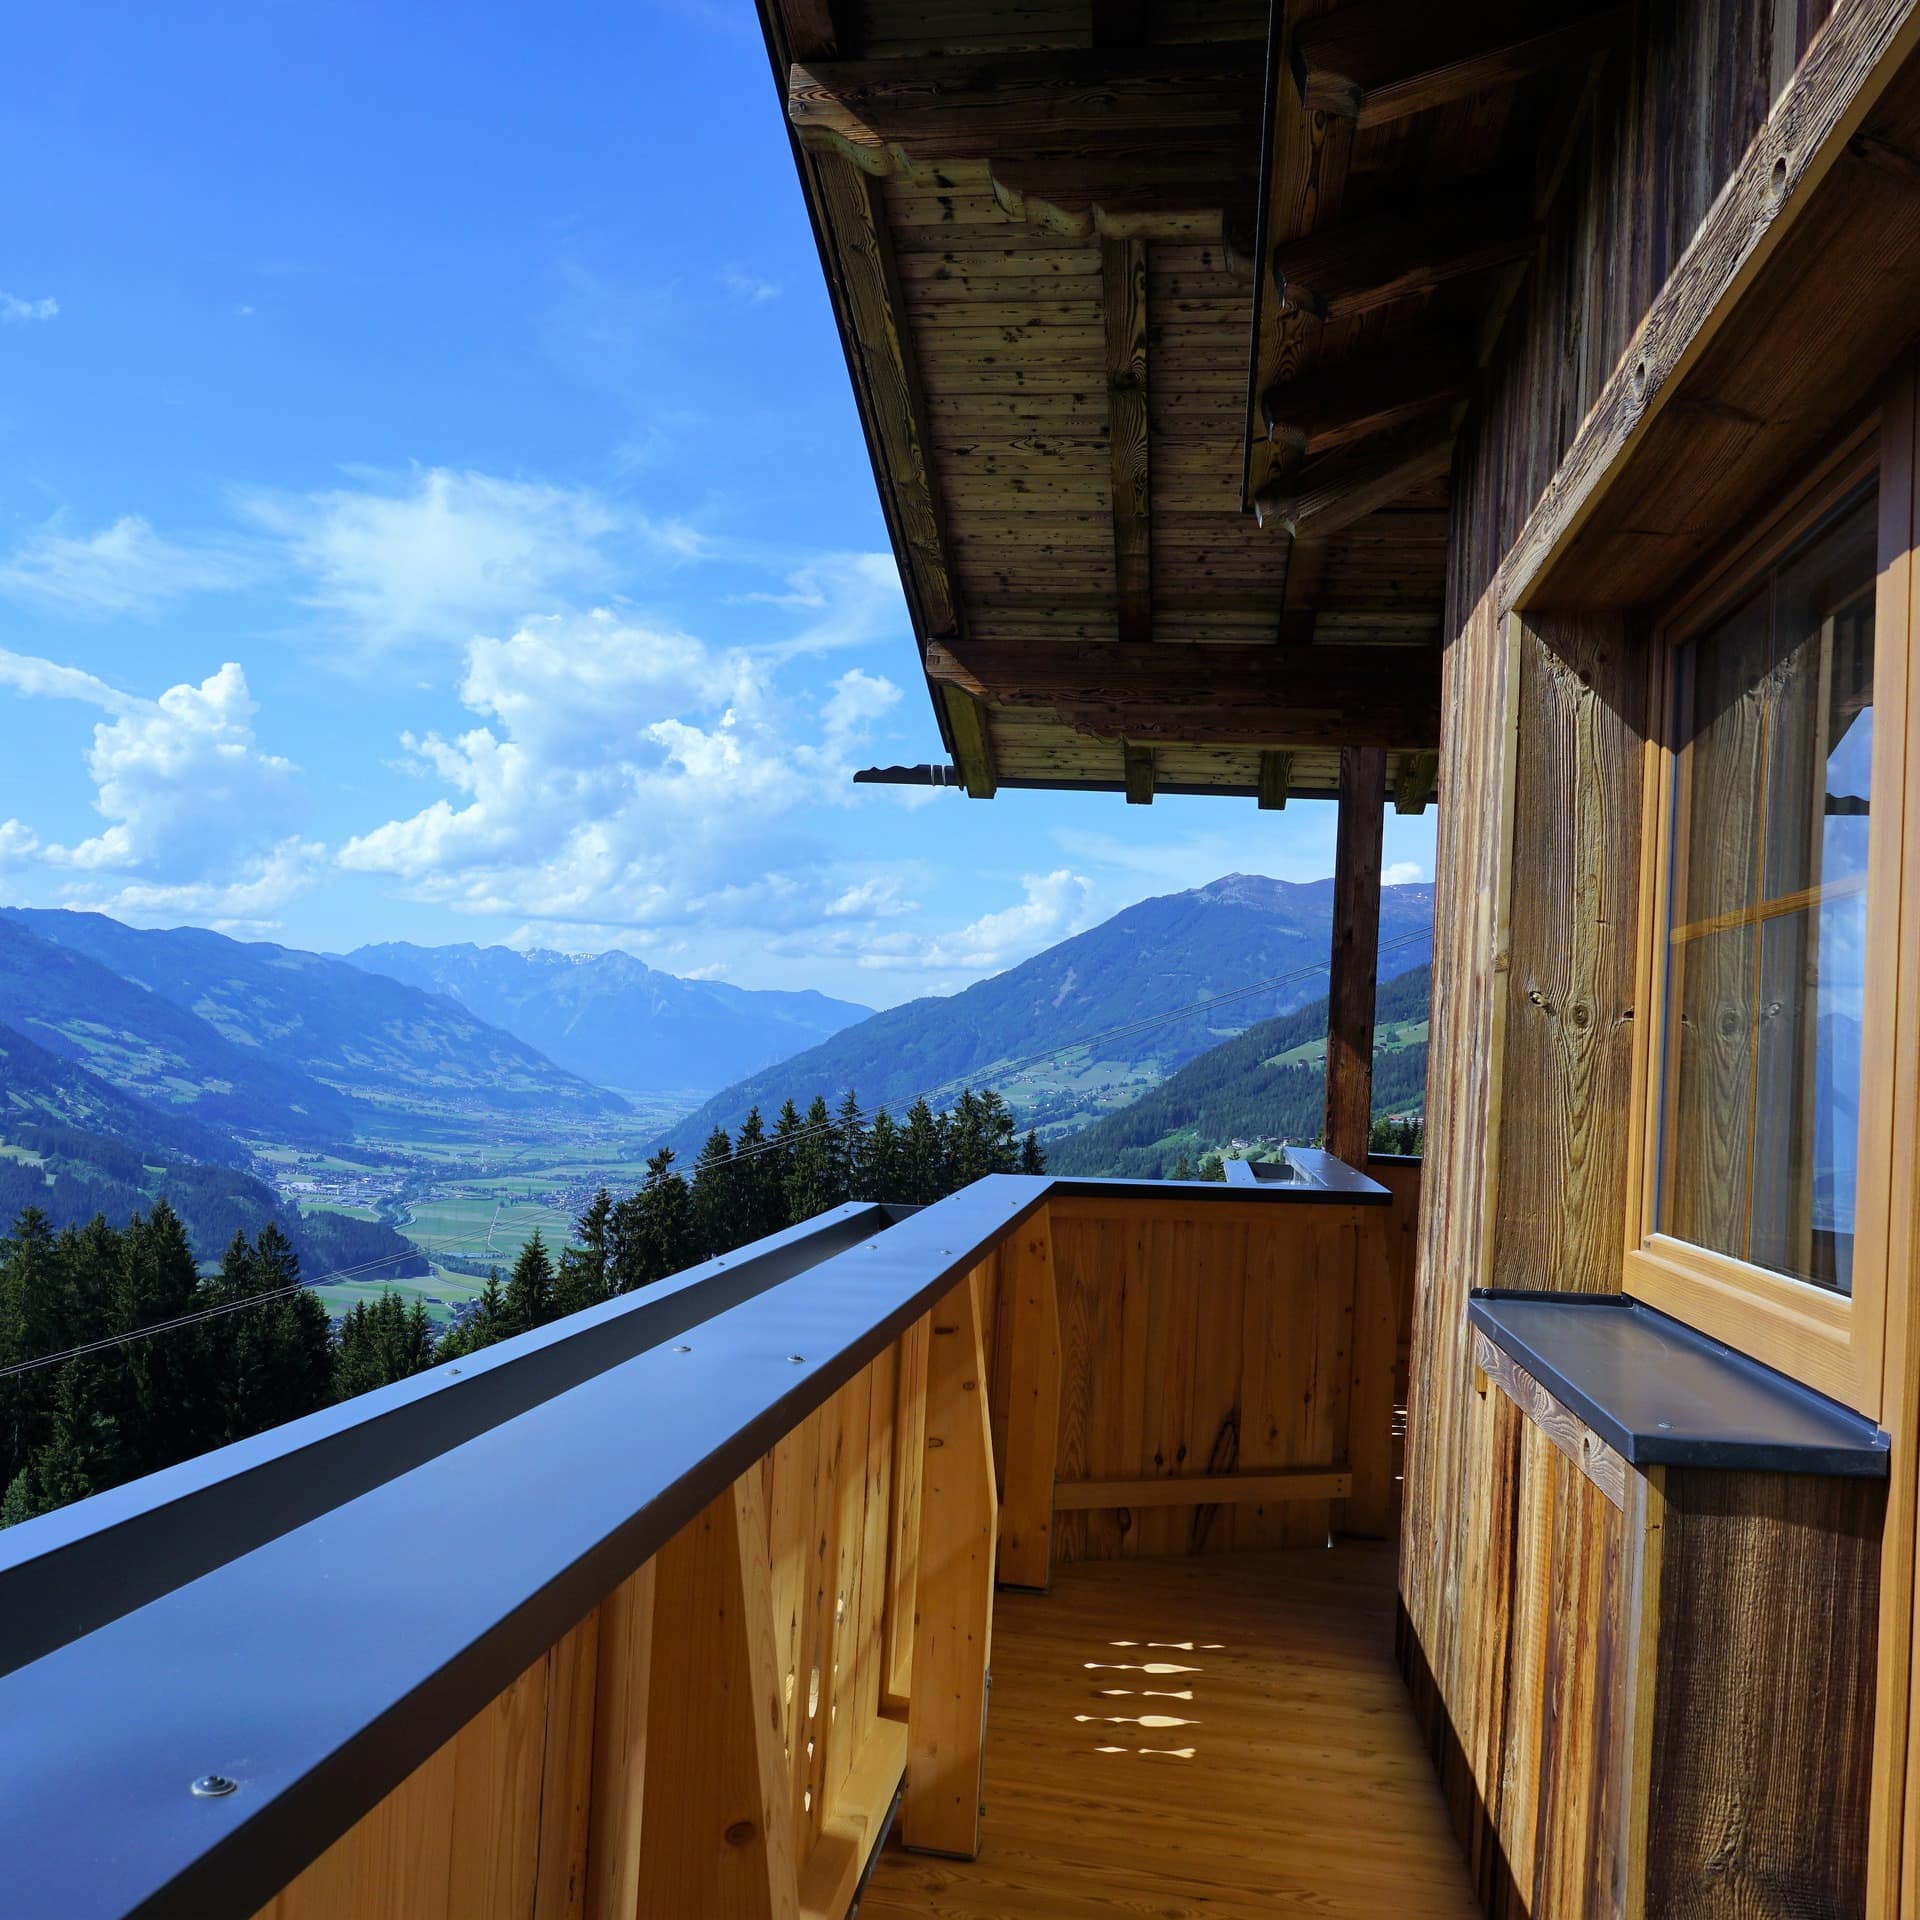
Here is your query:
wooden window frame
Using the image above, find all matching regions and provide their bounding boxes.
[1623,397,1917,1420]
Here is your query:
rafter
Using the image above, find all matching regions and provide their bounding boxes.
[1102,237,1152,643]
[1241,0,1354,511]
[1123,742,1156,804]
[1261,331,1472,459]
[1271,190,1537,321]
[1258,750,1295,810]
[787,45,1264,176]
[939,684,998,799]
[924,638,1440,749]
[1294,0,1622,128]
[1394,749,1439,814]
[1252,424,1455,538]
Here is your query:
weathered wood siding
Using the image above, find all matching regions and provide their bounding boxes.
[1396,5,1893,1917]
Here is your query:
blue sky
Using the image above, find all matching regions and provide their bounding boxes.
[0,1,1434,1010]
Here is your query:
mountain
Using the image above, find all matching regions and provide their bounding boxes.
[347,942,872,1098]
[1045,964,1431,1178]
[0,915,356,1144]
[0,1018,422,1274]
[0,1017,243,1167]
[2,909,628,1138]
[661,875,1435,1153]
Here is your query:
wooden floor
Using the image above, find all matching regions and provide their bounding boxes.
[860,1544,1479,1919]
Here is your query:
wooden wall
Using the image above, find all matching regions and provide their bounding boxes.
[250,1266,992,1920]
[1394,3,1902,1916]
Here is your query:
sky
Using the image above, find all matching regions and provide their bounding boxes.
[0,1,1435,1011]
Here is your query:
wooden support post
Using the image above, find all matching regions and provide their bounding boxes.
[587,1557,659,1920]
[904,1266,998,1858]
[1258,749,1294,809]
[940,684,998,799]
[995,1209,1061,1591]
[637,1474,799,1920]
[1324,745,1385,1168]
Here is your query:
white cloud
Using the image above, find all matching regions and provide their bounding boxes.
[0,652,319,926]
[1,293,57,324]
[1382,860,1426,886]
[0,647,141,713]
[239,466,708,654]
[749,554,907,661]
[776,869,1097,977]
[0,516,252,618]
[339,602,910,935]
[718,267,782,305]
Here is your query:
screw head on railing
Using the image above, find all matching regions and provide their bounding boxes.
[673,1345,693,1354]
[191,1775,238,1799]
[787,1354,806,1365]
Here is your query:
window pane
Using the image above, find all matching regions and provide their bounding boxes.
[1657,487,1876,1292]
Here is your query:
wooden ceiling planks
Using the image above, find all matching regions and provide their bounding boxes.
[764,0,1613,801]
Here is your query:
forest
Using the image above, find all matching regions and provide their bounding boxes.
[0,1087,1039,1526]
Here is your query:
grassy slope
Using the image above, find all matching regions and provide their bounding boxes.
[1045,965,1430,1178]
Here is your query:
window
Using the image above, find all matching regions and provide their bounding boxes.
[1626,411,1916,1419]
[1657,487,1876,1293]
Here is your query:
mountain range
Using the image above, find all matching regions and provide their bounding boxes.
[0,909,626,1140]
[661,875,1434,1154]
[347,942,870,1099]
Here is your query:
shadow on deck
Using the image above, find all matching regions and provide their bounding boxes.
[861,1543,1477,1919]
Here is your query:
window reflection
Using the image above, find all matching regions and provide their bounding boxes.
[1658,487,1876,1292]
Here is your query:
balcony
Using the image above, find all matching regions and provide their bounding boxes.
[0,1152,1450,1920]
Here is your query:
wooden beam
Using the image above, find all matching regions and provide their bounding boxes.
[638,1474,799,1920]
[1295,0,1622,128]
[994,1210,1061,1591]
[1123,741,1155,804]
[1262,331,1473,460]
[939,683,997,799]
[1502,0,1920,608]
[813,156,957,641]
[904,1267,998,1859]
[1324,745,1386,1167]
[1258,748,1295,809]
[779,0,840,59]
[1395,748,1439,814]
[788,45,1263,175]
[1252,423,1455,538]
[1053,1468,1353,1510]
[1271,189,1536,321]
[1102,237,1152,643]
[1242,0,1356,511]
[924,636,1440,748]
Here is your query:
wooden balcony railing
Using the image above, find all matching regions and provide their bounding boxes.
[0,1158,1409,1920]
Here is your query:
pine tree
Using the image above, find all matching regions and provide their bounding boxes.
[833,1090,867,1204]
[503,1231,557,1337]
[690,1128,740,1258]
[556,1188,613,1317]
[864,1107,903,1202]
[439,1269,506,1361]
[732,1108,781,1245]
[785,1097,838,1226]
[334,1291,437,1397]
[613,1150,695,1291]
[901,1098,945,1205]
[110,1201,208,1473]
[0,1209,67,1493]
[224,1222,331,1443]
[1021,1129,1047,1175]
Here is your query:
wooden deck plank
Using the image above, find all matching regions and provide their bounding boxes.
[862,1544,1476,1917]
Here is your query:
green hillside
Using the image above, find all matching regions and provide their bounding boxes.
[664,875,1434,1153]
[1045,965,1430,1178]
